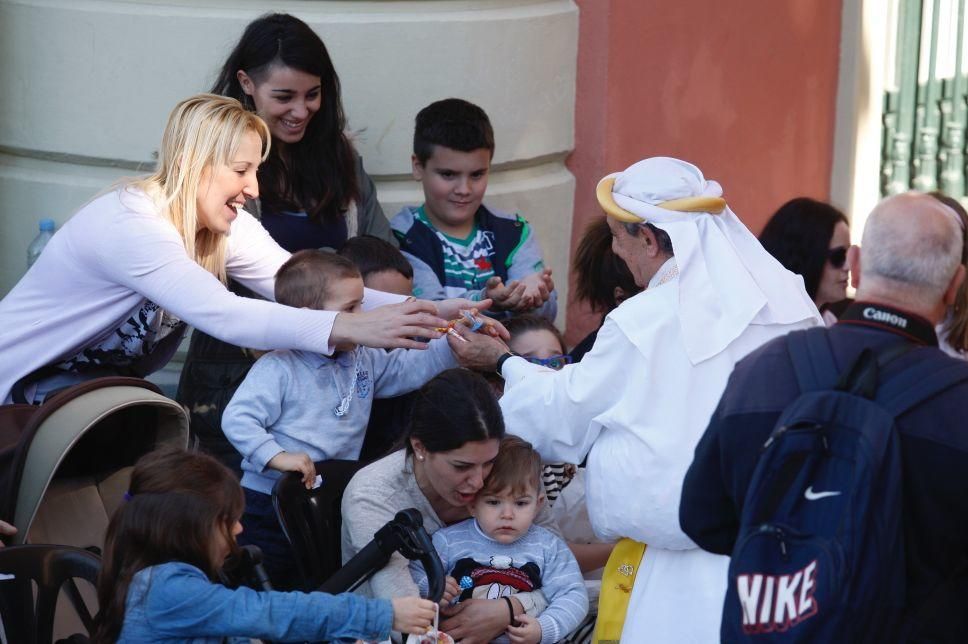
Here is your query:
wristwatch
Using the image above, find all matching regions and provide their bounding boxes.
[495,351,518,376]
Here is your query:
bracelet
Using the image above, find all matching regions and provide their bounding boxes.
[502,596,519,627]
[495,351,517,376]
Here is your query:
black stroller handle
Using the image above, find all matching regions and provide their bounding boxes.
[240,545,273,591]
[219,545,274,592]
[319,508,445,602]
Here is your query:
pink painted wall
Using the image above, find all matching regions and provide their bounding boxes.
[565,0,842,344]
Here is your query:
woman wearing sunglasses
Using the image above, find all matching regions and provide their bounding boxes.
[759,197,852,326]
[930,192,968,358]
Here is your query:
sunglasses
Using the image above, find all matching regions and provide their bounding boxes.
[526,354,573,370]
[827,246,848,269]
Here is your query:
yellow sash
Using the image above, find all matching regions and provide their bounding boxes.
[592,538,646,644]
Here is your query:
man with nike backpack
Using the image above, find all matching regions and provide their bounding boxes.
[680,192,968,643]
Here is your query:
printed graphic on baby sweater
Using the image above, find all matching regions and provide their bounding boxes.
[451,555,542,602]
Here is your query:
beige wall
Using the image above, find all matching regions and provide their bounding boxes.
[0,0,578,321]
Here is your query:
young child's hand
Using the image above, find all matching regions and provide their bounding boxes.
[390,596,437,634]
[506,613,541,644]
[518,269,554,310]
[267,451,316,489]
[440,575,460,606]
[484,276,528,311]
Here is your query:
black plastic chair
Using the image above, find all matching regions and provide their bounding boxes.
[271,459,364,590]
[0,544,101,644]
[272,459,445,602]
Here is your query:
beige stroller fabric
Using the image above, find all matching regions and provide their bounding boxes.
[14,384,188,549]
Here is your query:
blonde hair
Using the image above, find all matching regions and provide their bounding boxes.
[132,94,270,281]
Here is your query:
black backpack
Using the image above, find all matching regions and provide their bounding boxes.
[723,328,968,642]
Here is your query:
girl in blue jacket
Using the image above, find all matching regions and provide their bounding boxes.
[91,456,435,643]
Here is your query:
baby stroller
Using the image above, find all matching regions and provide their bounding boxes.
[0,376,188,642]
[0,376,189,550]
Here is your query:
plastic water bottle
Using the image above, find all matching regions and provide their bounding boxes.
[27,218,56,268]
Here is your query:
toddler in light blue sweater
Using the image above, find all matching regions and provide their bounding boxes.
[222,249,457,588]
[411,436,588,644]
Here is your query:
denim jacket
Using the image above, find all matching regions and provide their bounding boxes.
[117,561,392,643]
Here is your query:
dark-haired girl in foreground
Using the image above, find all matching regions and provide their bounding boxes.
[92,450,435,643]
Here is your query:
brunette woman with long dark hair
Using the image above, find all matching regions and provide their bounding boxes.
[178,14,399,470]
[759,197,852,324]
[931,192,968,357]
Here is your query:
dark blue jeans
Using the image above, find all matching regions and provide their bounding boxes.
[238,487,302,591]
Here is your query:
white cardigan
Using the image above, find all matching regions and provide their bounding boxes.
[0,187,399,403]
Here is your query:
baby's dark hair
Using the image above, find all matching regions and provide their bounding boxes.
[481,435,542,497]
[413,98,495,165]
[338,235,414,280]
[505,314,566,354]
[274,249,361,310]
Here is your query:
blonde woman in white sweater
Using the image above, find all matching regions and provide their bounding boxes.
[0,94,465,404]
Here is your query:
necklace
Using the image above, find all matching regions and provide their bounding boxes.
[332,352,358,417]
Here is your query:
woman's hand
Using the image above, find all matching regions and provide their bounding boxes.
[437,298,484,321]
[332,300,447,350]
[390,596,438,634]
[506,613,542,644]
[439,598,512,643]
[267,452,316,489]
[434,299,510,341]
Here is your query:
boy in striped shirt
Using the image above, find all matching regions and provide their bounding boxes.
[391,98,556,320]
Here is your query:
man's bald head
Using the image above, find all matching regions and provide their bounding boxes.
[859,192,964,308]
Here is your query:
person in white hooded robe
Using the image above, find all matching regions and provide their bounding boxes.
[447,156,821,642]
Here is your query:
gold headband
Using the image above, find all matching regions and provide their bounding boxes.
[596,177,727,223]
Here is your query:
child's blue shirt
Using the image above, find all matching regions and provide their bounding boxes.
[117,561,392,643]
[224,339,455,495]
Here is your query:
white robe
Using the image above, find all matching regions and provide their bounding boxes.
[500,268,816,642]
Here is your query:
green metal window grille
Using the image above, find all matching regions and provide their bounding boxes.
[882,0,968,197]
